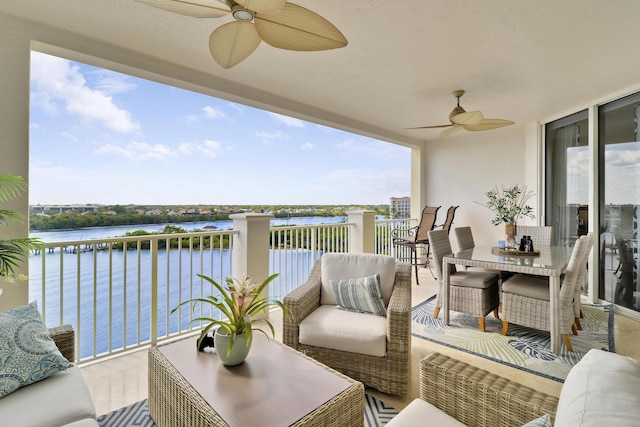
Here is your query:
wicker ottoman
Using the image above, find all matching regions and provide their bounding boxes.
[148,336,364,427]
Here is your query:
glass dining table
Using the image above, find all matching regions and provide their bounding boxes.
[442,244,574,355]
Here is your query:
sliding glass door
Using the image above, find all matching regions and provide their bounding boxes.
[598,93,640,311]
[545,111,589,246]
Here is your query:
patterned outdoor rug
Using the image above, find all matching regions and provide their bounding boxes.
[412,296,615,382]
[98,393,398,426]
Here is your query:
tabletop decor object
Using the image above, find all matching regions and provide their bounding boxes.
[480,184,535,249]
[171,273,290,366]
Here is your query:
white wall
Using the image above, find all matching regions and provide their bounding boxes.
[422,124,540,250]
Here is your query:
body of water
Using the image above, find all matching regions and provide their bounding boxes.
[30,215,350,243]
[28,215,360,360]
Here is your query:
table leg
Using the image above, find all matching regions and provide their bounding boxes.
[549,275,561,354]
[443,260,450,325]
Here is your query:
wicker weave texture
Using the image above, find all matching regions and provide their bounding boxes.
[49,325,75,362]
[420,353,558,427]
[515,226,553,247]
[148,344,364,427]
[430,229,500,317]
[283,258,411,395]
[502,234,594,336]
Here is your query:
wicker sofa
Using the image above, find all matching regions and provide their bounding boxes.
[0,325,99,427]
[388,349,640,427]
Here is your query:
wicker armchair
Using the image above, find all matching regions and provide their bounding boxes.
[49,324,75,362]
[283,253,411,395]
[430,229,500,331]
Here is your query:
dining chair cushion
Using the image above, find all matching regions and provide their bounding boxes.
[450,271,500,289]
[330,273,386,316]
[320,253,396,306]
[502,274,550,301]
[298,305,387,357]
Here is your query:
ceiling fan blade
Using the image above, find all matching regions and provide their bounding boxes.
[439,125,464,137]
[408,124,452,130]
[450,110,483,126]
[209,21,261,68]
[254,3,348,51]
[135,0,231,18]
[464,118,515,131]
[235,0,286,14]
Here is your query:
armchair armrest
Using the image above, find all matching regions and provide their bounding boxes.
[386,263,412,356]
[283,259,322,348]
[49,324,75,363]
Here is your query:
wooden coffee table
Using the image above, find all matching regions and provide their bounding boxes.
[148,335,364,427]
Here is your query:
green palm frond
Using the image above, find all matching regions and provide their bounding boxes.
[0,174,27,204]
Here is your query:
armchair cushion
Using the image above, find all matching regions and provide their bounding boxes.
[0,301,73,398]
[330,273,386,316]
[320,253,396,306]
[298,305,387,357]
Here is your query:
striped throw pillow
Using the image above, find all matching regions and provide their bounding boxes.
[329,273,387,316]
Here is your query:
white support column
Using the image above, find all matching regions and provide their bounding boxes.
[0,26,31,312]
[230,213,273,318]
[410,144,429,220]
[347,210,376,254]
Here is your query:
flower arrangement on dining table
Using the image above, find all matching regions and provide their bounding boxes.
[482,184,535,226]
[480,184,535,249]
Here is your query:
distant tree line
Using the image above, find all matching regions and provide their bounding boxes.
[29,204,390,231]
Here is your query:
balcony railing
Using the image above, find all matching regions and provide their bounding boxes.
[29,213,416,364]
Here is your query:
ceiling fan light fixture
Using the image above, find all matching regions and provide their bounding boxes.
[232,5,254,21]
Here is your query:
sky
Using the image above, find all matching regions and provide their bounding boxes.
[29,52,410,206]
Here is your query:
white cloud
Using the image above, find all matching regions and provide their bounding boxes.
[88,69,137,95]
[97,141,173,160]
[256,130,289,144]
[96,139,224,160]
[268,112,305,128]
[336,138,408,159]
[202,106,227,120]
[301,142,316,150]
[31,52,139,133]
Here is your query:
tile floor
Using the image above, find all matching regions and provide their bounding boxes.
[81,267,640,417]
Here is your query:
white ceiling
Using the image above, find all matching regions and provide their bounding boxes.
[3,0,640,147]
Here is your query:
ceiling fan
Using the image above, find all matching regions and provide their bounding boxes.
[135,0,348,69]
[410,90,514,137]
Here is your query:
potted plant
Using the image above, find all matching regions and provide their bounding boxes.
[481,184,535,248]
[171,273,290,366]
[0,174,43,298]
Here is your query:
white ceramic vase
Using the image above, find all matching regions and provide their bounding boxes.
[214,330,252,366]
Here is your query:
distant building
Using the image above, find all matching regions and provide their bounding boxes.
[390,197,410,219]
[30,204,98,214]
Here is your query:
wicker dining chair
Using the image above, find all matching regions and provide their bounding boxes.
[515,225,553,248]
[429,229,500,332]
[501,233,594,352]
[282,253,411,395]
[391,205,441,284]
